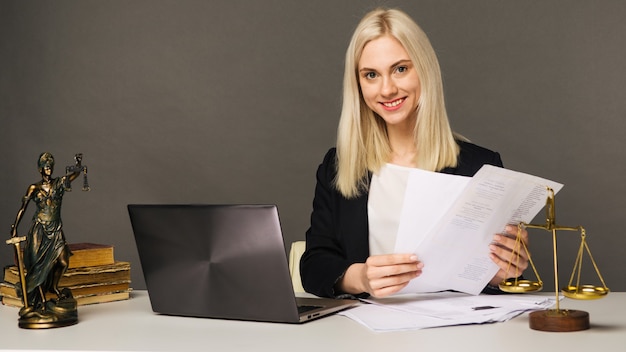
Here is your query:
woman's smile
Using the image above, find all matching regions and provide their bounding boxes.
[381,97,406,110]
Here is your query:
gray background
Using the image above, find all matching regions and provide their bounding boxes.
[1,0,624,293]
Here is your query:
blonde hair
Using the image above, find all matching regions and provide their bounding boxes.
[335,8,459,198]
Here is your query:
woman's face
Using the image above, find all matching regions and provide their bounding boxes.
[41,163,53,178]
[358,35,421,129]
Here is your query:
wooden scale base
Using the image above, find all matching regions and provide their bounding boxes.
[529,309,589,332]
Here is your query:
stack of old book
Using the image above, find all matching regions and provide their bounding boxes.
[1,243,131,307]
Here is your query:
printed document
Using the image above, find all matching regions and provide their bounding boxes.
[339,292,558,332]
[394,165,563,295]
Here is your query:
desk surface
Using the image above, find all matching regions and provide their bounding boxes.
[1,291,624,351]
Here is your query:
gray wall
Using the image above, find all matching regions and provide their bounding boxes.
[1,0,624,293]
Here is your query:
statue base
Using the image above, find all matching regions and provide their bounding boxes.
[529,309,589,332]
[18,295,78,329]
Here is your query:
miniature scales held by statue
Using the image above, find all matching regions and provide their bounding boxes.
[6,153,90,329]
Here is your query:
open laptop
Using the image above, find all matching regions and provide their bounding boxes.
[127,204,356,323]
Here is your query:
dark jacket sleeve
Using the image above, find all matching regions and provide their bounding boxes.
[300,148,369,298]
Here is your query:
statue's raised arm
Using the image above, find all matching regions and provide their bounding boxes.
[64,153,90,192]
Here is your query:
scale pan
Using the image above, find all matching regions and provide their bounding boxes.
[562,285,609,300]
[499,280,543,293]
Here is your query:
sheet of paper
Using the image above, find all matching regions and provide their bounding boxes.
[395,165,563,295]
[394,169,471,255]
[340,292,558,332]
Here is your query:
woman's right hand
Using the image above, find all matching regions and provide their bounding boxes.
[338,253,423,298]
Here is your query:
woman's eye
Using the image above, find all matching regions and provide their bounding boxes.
[395,66,408,74]
[364,72,377,79]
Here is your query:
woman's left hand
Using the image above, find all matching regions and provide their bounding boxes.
[488,224,529,286]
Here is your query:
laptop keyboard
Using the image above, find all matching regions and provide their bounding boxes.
[297,305,322,314]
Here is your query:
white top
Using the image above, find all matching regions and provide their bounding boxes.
[368,163,412,255]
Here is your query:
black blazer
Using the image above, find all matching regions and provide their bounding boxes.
[300,140,503,298]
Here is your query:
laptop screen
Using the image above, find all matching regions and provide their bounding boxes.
[128,204,301,322]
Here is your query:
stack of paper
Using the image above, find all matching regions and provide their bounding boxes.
[340,292,558,332]
[394,165,563,295]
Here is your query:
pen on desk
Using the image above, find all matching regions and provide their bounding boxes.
[472,306,498,311]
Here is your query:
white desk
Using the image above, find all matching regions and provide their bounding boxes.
[1,291,624,351]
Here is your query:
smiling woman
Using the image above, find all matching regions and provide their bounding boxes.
[336,8,460,197]
[300,8,530,299]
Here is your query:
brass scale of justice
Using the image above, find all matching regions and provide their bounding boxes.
[499,187,609,332]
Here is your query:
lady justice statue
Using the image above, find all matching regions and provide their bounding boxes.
[6,152,89,329]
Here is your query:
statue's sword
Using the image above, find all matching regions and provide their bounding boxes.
[6,236,28,309]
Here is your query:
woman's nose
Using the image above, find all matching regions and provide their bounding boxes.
[381,77,398,96]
